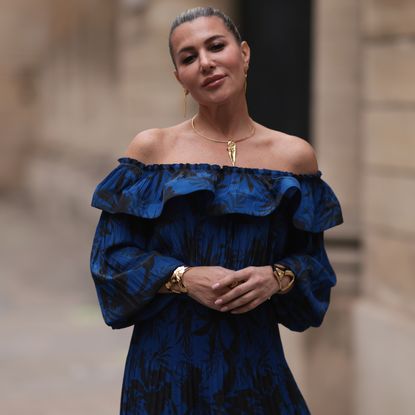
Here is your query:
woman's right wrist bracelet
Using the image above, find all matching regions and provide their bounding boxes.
[165,265,191,294]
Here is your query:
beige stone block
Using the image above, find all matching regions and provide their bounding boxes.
[363,173,415,235]
[0,0,50,70]
[365,43,415,103]
[313,0,361,238]
[314,0,360,88]
[0,73,22,111]
[305,292,355,415]
[151,0,235,31]
[364,109,415,171]
[280,327,308,397]
[353,299,415,415]
[328,245,361,294]
[24,155,99,223]
[362,0,415,37]
[364,231,415,314]
[282,281,356,414]
[0,74,36,190]
[282,291,356,415]
[37,57,127,159]
[0,136,27,191]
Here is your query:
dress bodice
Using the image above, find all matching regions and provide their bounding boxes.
[92,157,342,270]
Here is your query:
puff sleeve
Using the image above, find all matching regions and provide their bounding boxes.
[270,230,336,332]
[269,176,343,332]
[89,162,186,329]
[90,211,183,329]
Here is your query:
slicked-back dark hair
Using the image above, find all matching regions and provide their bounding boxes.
[169,7,242,67]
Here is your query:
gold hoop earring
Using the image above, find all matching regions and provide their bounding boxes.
[183,89,189,118]
[244,74,248,94]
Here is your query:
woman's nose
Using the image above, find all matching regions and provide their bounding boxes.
[199,51,215,73]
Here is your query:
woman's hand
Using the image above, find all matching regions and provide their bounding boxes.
[211,266,280,314]
[182,266,235,310]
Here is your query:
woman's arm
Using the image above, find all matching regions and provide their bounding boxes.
[269,229,336,332]
[90,211,236,328]
[90,211,183,329]
[212,228,336,332]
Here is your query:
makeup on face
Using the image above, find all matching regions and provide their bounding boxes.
[171,17,248,103]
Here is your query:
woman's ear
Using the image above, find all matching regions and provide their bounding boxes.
[241,41,251,72]
[174,70,182,85]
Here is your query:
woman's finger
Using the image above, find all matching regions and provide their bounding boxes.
[212,267,253,291]
[218,289,258,312]
[211,275,238,290]
[229,297,266,314]
[214,281,253,306]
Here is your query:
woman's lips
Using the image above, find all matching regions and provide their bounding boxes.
[202,75,226,89]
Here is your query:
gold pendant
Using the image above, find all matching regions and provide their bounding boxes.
[227,140,236,166]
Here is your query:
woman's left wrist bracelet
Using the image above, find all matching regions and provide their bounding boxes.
[165,265,191,294]
[271,264,295,295]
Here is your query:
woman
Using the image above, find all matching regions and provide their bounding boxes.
[90,7,342,415]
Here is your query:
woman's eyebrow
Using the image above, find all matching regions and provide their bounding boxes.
[177,35,226,55]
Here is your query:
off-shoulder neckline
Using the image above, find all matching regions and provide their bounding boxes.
[118,157,322,178]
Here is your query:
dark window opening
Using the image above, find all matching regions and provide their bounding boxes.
[239,0,313,141]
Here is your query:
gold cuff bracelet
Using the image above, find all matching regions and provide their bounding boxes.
[271,264,295,295]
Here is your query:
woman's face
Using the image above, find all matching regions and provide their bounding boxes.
[171,16,250,106]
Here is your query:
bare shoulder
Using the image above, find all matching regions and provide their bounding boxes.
[124,128,164,163]
[283,133,318,174]
[124,122,189,163]
[124,126,178,164]
[264,128,318,174]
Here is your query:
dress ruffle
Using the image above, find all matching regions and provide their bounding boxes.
[91,157,343,233]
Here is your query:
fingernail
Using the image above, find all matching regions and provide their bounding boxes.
[212,283,220,289]
[214,299,223,305]
[220,306,228,312]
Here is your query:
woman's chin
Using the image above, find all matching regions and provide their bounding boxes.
[197,90,240,107]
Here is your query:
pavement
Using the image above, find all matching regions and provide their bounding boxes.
[0,201,132,415]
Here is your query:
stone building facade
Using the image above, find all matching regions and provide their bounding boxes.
[1,0,414,414]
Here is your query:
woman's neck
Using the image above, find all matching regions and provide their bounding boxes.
[195,96,253,139]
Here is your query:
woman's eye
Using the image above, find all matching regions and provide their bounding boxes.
[182,55,195,64]
[210,43,225,51]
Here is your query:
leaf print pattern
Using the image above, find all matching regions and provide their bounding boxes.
[90,158,343,414]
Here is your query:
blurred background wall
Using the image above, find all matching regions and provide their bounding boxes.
[0,0,414,414]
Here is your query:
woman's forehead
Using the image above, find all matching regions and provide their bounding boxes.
[171,16,230,51]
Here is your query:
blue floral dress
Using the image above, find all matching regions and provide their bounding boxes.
[90,157,343,415]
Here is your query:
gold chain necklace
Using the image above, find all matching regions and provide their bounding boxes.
[191,114,256,166]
